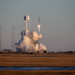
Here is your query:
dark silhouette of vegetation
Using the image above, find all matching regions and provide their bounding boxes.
[44,50,47,53]
[37,51,39,54]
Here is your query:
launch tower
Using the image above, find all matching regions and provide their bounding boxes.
[24,15,30,52]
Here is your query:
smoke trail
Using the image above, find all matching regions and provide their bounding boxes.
[15,30,47,53]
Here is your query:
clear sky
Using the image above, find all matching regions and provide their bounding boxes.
[0,0,75,52]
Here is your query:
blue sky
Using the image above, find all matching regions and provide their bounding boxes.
[0,0,75,51]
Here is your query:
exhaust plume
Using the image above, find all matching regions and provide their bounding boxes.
[15,30,47,53]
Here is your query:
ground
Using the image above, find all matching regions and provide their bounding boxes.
[0,53,75,75]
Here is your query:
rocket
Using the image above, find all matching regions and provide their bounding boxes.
[38,17,41,32]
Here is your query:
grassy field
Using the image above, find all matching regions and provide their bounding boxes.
[0,70,75,75]
[0,53,75,67]
[0,53,75,75]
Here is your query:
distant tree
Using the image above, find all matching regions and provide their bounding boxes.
[37,51,39,54]
[68,51,73,53]
[8,49,11,51]
[44,50,47,53]
[3,49,8,51]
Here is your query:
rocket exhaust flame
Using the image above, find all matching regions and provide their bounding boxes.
[38,24,40,32]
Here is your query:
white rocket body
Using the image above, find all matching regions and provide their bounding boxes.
[38,17,41,32]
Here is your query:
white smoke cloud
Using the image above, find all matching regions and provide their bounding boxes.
[15,30,47,53]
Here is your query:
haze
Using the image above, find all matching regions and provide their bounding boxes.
[0,0,75,52]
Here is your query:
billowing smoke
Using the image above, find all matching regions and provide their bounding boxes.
[15,30,47,53]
